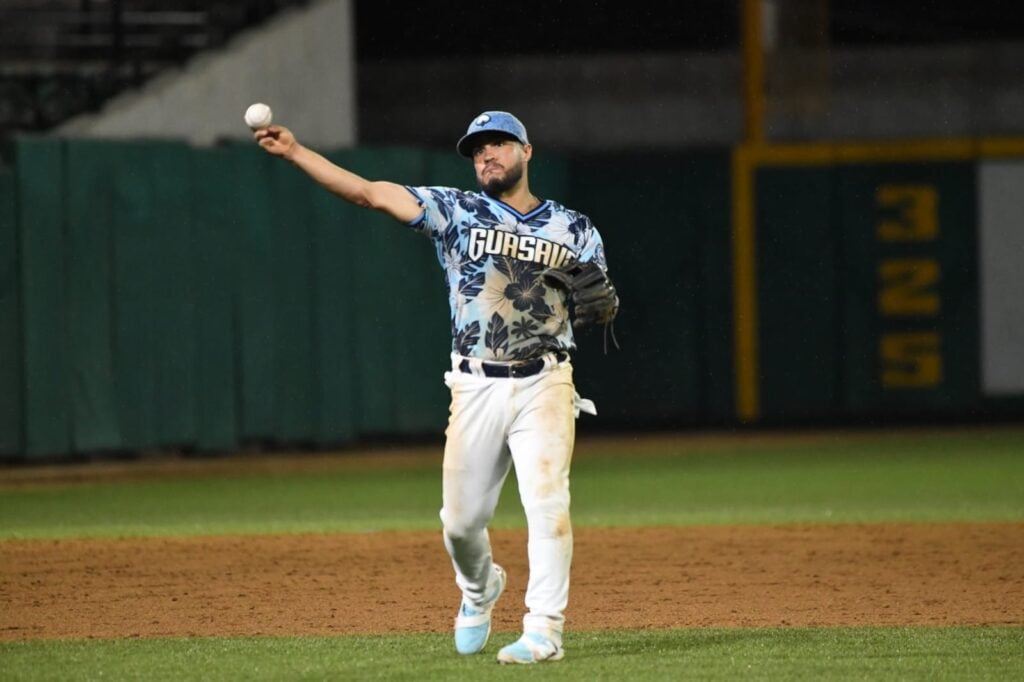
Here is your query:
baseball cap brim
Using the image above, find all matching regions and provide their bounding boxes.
[456,111,529,157]
[456,130,522,158]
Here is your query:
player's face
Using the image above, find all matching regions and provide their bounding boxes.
[473,137,530,196]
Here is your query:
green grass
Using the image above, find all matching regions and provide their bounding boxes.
[1,627,1021,681]
[571,429,1024,526]
[1,429,1022,539]
[0,467,444,539]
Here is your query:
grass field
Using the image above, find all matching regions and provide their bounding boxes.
[3,627,1022,681]
[1,426,1023,680]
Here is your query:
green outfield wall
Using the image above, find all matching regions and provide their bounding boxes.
[0,138,733,459]
[1,137,1022,460]
[565,152,734,428]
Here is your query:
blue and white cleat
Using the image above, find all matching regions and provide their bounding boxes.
[496,632,565,664]
[453,564,506,655]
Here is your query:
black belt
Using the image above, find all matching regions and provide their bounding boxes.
[458,351,568,378]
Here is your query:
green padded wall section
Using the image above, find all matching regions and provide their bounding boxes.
[336,148,443,436]
[564,151,734,427]
[63,140,122,452]
[107,141,197,449]
[755,167,841,420]
[191,146,240,450]
[0,166,21,456]
[231,142,278,443]
[16,137,71,457]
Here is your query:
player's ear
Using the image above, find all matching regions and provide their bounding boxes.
[521,143,533,161]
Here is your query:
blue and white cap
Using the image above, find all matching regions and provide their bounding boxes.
[456,111,530,157]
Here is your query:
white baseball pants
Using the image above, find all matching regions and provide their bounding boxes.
[440,352,586,640]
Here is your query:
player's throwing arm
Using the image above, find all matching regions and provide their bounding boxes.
[248,103,421,223]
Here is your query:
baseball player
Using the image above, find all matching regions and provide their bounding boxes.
[254,111,618,664]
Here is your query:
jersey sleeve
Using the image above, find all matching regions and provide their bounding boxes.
[578,216,610,271]
[403,186,459,240]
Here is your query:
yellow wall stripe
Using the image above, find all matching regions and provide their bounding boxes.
[752,137,1024,166]
[732,145,759,422]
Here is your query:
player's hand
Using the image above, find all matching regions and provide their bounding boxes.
[255,125,298,160]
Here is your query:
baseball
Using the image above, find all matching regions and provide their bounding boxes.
[244,102,273,129]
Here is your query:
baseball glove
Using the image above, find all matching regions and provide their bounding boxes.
[542,259,619,329]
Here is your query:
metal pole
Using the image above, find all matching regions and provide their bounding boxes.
[741,0,766,146]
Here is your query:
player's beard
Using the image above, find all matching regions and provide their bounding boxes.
[479,159,524,197]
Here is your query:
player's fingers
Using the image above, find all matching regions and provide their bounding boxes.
[255,127,279,141]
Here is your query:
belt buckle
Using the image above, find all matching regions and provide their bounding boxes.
[480,360,511,378]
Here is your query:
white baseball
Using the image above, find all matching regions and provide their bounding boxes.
[244,102,273,129]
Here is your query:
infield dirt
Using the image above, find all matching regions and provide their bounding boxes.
[2,523,1022,640]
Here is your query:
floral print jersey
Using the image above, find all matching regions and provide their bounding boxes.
[405,186,608,361]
